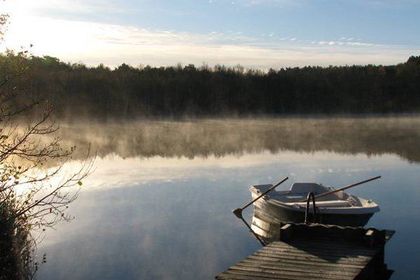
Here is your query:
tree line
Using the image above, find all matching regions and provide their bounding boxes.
[1,53,420,119]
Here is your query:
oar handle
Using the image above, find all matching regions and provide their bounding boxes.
[315,175,381,200]
[241,176,289,210]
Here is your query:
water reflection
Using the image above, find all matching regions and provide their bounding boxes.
[37,151,420,279]
[55,117,420,163]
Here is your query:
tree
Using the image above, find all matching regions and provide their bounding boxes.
[0,12,91,280]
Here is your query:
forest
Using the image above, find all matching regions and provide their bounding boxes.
[1,53,420,119]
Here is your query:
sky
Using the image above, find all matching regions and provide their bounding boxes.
[1,0,420,68]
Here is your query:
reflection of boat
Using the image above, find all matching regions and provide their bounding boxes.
[250,182,380,241]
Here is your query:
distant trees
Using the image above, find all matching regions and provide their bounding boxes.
[0,54,420,120]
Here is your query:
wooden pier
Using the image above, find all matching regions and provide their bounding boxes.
[216,223,394,280]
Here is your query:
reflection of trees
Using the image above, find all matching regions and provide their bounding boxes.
[54,117,420,163]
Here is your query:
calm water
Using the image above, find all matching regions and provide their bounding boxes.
[37,118,420,279]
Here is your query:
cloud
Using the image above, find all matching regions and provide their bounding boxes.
[314,37,376,48]
[0,6,415,69]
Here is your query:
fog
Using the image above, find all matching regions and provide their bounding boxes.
[50,116,420,163]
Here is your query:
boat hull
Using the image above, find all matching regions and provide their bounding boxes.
[253,197,373,226]
[251,203,373,242]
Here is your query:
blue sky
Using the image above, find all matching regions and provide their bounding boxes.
[1,0,419,68]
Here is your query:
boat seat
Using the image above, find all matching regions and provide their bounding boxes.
[285,200,351,207]
[290,183,328,195]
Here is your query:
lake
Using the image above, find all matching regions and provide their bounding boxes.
[37,117,420,279]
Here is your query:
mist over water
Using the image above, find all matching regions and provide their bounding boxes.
[36,117,420,280]
[56,116,420,162]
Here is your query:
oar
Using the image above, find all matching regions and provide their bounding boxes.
[233,176,289,220]
[311,175,381,201]
[232,177,289,246]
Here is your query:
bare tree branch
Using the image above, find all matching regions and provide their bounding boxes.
[0,13,92,280]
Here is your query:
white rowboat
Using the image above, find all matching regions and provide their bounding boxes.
[250,182,380,240]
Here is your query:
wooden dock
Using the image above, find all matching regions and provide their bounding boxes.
[216,223,394,280]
